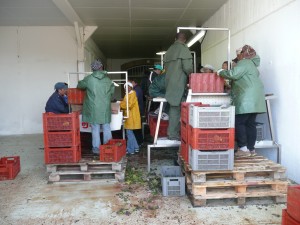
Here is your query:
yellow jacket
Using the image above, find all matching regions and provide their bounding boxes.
[120,91,141,129]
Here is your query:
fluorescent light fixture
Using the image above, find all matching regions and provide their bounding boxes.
[156,51,166,55]
[187,30,206,47]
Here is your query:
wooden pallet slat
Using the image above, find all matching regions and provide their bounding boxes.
[46,156,127,183]
[178,154,288,207]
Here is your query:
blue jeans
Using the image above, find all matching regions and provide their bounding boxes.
[126,129,139,154]
[91,123,112,153]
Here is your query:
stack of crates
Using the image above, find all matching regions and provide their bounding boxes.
[187,104,235,171]
[43,112,81,164]
[180,102,209,163]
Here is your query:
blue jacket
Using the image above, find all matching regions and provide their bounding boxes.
[133,85,144,116]
[45,91,69,114]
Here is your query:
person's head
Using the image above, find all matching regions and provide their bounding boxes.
[203,64,215,73]
[91,59,103,71]
[124,82,133,92]
[130,80,138,87]
[222,61,228,70]
[241,45,256,59]
[175,32,187,43]
[153,64,163,75]
[236,47,244,61]
[54,82,68,96]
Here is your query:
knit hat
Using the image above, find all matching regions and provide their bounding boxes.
[91,59,103,71]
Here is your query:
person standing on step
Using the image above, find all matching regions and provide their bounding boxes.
[164,32,193,140]
[77,59,115,156]
[217,45,266,157]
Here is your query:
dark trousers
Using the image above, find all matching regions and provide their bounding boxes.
[133,129,143,146]
[167,105,181,139]
[133,117,144,146]
[235,113,258,150]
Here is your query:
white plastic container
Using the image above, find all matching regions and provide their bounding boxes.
[189,146,234,171]
[189,105,235,129]
[79,111,123,132]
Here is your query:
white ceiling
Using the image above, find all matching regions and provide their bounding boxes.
[0,0,227,58]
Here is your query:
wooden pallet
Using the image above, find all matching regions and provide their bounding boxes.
[46,156,127,183]
[179,154,288,207]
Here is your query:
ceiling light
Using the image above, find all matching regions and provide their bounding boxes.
[156,51,166,55]
[187,30,206,47]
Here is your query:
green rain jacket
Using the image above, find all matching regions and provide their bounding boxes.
[149,74,166,98]
[219,55,266,115]
[77,70,115,124]
[164,41,193,106]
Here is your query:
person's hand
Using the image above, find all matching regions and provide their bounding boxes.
[217,69,224,75]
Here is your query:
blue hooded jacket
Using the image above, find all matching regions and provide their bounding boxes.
[45,91,69,114]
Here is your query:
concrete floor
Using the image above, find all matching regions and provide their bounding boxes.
[0,134,286,225]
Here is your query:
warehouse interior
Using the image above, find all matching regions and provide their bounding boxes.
[0,0,300,224]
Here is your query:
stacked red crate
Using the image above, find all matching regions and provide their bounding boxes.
[188,125,235,150]
[189,73,225,93]
[100,139,126,162]
[282,185,300,225]
[0,156,20,180]
[43,112,81,164]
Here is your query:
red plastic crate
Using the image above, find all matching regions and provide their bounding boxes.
[68,88,86,105]
[100,139,126,162]
[149,115,168,138]
[181,122,188,142]
[189,73,225,93]
[188,125,235,150]
[282,209,300,225]
[180,139,189,163]
[287,185,300,222]
[43,112,79,131]
[44,130,80,148]
[0,156,21,180]
[181,102,209,124]
[44,145,81,164]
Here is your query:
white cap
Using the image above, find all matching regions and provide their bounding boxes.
[236,47,243,55]
[203,64,215,71]
[124,82,133,89]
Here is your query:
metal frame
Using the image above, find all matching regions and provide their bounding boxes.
[147,97,180,172]
[254,95,281,163]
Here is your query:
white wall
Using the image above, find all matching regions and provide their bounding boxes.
[201,0,300,182]
[0,26,102,135]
